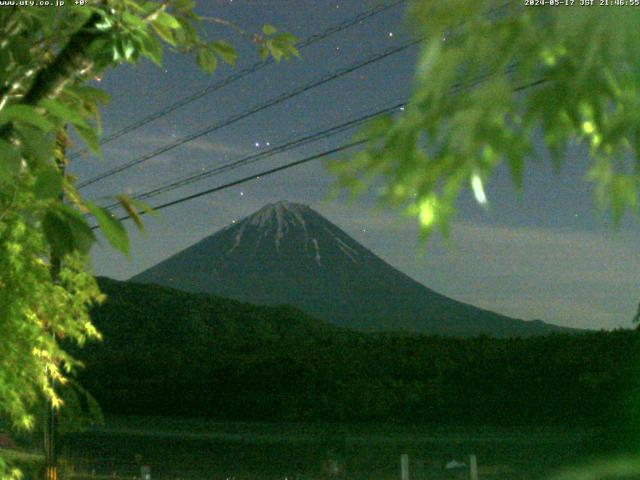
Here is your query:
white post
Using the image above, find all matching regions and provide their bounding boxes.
[469,454,478,480]
[401,453,409,480]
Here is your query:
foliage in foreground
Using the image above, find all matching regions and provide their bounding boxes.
[0,2,297,477]
[333,2,640,235]
[2,1,640,479]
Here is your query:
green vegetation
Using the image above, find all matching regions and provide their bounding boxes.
[334,3,640,235]
[0,448,42,480]
[2,2,639,479]
[59,421,602,480]
[80,278,640,437]
[0,3,297,477]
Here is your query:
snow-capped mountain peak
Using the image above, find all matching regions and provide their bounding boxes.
[131,202,571,337]
[223,201,362,264]
[247,201,310,248]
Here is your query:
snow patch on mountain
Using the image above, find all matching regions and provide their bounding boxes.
[227,223,247,255]
[222,201,363,265]
[310,238,322,266]
[249,201,310,250]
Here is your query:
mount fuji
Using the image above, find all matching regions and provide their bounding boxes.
[130,201,570,337]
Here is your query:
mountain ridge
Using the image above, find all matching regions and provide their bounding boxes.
[131,201,574,337]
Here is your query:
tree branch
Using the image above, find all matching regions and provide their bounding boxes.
[22,14,103,106]
[0,12,105,140]
[199,16,252,41]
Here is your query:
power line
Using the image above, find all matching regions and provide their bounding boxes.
[101,100,407,211]
[98,63,528,210]
[83,2,543,232]
[78,1,521,190]
[68,0,406,161]
[78,37,421,189]
[91,74,547,230]
[90,139,366,230]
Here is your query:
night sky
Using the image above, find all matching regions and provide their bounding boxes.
[70,0,639,331]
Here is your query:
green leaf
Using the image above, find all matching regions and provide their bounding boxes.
[74,125,101,156]
[174,0,196,12]
[10,36,30,65]
[117,195,145,231]
[127,197,156,216]
[127,1,149,13]
[85,202,129,254]
[154,11,181,30]
[361,115,394,140]
[122,11,144,28]
[85,37,115,70]
[0,139,22,179]
[506,152,524,190]
[14,124,55,165]
[43,205,96,257]
[470,173,488,206]
[152,21,176,46]
[272,32,300,59]
[265,40,283,62]
[273,32,297,44]
[121,39,137,62]
[139,31,163,66]
[259,45,269,61]
[262,24,277,35]
[112,41,123,63]
[0,105,53,131]
[40,99,89,129]
[173,17,197,46]
[9,36,32,65]
[0,48,10,73]
[609,174,638,225]
[210,40,237,65]
[95,13,114,31]
[67,86,111,105]
[34,166,63,200]
[289,45,301,59]
[197,48,217,74]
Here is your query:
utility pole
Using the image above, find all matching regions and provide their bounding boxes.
[44,391,56,480]
[44,128,68,480]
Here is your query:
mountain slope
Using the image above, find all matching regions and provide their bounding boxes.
[131,201,570,337]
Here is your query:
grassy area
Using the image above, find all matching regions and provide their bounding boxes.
[0,447,43,463]
[56,417,623,480]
